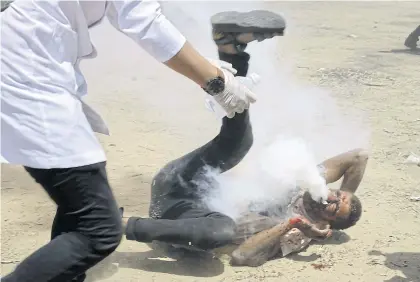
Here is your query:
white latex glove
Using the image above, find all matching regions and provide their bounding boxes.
[214,68,258,118]
[206,58,259,118]
[207,58,237,75]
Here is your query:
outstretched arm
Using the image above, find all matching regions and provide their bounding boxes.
[319,148,368,193]
[106,1,257,118]
[107,1,219,86]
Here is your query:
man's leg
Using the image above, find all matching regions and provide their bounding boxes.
[124,11,286,251]
[124,50,253,250]
[126,205,236,250]
[2,162,123,282]
[151,40,258,187]
[165,10,286,180]
[318,148,369,193]
[50,209,89,282]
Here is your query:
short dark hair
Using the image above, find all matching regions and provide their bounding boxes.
[329,194,362,230]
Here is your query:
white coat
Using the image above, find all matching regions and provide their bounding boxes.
[0,0,186,169]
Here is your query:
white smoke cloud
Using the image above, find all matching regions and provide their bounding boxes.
[157,2,370,220]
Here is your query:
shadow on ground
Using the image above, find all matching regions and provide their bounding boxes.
[312,230,351,245]
[369,250,420,282]
[86,244,225,281]
[287,231,351,263]
[379,48,420,55]
[86,230,354,280]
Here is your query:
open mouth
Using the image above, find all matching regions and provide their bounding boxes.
[303,191,341,216]
[323,197,341,215]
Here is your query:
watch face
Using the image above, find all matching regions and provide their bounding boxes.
[207,77,225,95]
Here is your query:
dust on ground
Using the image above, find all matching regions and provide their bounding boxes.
[2,2,420,282]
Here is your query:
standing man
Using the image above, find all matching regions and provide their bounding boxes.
[1,1,261,282]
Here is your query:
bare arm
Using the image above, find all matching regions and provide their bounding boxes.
[164,41,222,87]
[230,220,294,267]
[319,148,368,193]
[231,218,332,267]
[107,1,222,88]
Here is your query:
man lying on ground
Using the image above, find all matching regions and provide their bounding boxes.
[120,10,367,267]
[229,147,366,266]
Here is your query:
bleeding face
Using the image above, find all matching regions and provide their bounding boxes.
[321,190,352,220]
[303,190,352,221]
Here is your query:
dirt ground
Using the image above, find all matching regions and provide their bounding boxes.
[1,1,420,282]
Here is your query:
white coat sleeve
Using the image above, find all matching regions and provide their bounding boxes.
[107,0,186,62]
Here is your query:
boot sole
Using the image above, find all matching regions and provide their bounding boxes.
[211,10,286,34]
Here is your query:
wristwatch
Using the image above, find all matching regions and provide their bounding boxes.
[203,76,225,96]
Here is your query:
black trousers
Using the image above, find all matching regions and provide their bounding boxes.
[125,52,254,250]
[2,162,123,282]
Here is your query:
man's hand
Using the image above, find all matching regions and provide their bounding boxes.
[289,217,332,241]
[207,58,238,75]
[213,67,259,118]
[164,42,258,118]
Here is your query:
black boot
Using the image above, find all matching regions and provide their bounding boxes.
[211,10,286,54]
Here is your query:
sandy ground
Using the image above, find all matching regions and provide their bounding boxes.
[1,1,420,282]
